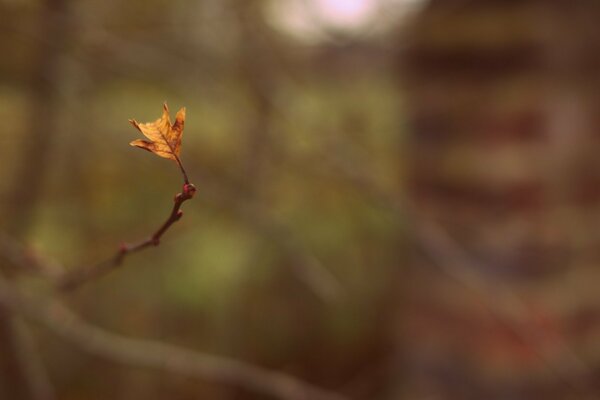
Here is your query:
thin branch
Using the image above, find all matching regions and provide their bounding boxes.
[0,277,348,400]
[56,182,196,292]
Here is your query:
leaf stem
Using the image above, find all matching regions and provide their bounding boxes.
[174,154,190,185]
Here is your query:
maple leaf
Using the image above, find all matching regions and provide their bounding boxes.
[129,102,186,161]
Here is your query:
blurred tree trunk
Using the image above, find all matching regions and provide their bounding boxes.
[234,0,278,194]
[4,0,70,233]
[395,0,600,398]
[0,0,71,399]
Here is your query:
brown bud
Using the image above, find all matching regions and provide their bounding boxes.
[183,183,196,198]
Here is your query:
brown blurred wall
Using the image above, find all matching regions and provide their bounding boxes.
[398,0,600,398]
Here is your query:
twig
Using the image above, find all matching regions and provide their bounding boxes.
[56,182,196,291]
[0,277,348,400]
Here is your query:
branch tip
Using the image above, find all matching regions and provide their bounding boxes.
[183,183,196,198]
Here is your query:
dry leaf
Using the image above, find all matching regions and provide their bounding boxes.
[129,102,186,161]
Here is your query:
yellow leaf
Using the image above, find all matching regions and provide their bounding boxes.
[129,102,186,161]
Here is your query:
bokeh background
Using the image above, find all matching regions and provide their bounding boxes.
[1,0,600,399]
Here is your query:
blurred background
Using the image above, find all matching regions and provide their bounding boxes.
[1,0,600,399]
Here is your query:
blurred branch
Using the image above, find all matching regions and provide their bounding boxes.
[412,219,593,395]
[0,315,56,400]
[0,232,64,279]
[56,183,196,292]
[226,194,343,303]
[0,0,74,397]
[316,146,594,394]
[0,275,347,400]
[188,168,343,303]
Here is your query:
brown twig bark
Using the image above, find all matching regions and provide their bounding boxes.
[56,182,196,292]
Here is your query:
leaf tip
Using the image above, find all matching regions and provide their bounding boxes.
[130,139,155,153]
[175,107,186,122]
